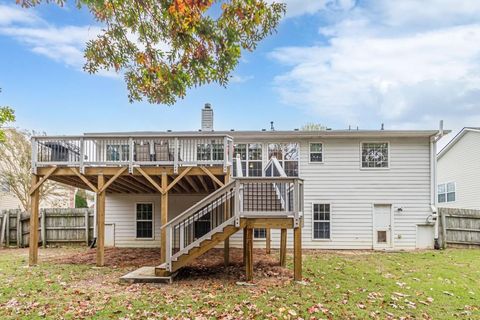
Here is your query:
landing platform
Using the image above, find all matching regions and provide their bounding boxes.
[120,266,178,284]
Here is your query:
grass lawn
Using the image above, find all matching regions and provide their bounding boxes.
[0,247,479,319]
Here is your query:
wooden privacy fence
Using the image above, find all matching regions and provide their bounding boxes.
[439,207,480,248]
[0,208,94,248]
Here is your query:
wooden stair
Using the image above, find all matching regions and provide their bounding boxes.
[155,219,247,277]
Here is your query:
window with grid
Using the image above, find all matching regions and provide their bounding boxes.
[313,204,330,239]
[196,143,212,161]
[0,179,10,193]
[233,143,263,177]
[106,144,129,161]
[268,143,299,176]
[438,182,456,203]
[254,228,267,239]
[136,203,153,239]
[361,142,389,168]
[212,143,224,161]
[310,143,323,162]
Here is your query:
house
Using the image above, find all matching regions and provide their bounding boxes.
[27,104,447,280]
[437,127,480,209]
[0,181,22,211]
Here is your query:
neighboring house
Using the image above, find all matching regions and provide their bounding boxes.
[29,104,447,279]
[0,180,22,211]
[437,127,480,209]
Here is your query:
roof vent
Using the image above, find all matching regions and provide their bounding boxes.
[270,121,275,131]
[201,103,214,131]
[262,129,266,131]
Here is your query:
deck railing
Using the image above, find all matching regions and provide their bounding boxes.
[162,177,303,269]
[31,134,234,173]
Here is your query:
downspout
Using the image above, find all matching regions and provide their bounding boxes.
[431,121,445,249]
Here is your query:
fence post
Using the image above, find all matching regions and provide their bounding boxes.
[16,211,22,248]
[440,209,447,249]
[41,209,47,248]
[85,210,89,246]
[0,212,5,246]
[5,211,10,247]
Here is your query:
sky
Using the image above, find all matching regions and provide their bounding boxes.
[1,0,479,147]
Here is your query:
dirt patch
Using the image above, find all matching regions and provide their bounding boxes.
[49,247,293,284]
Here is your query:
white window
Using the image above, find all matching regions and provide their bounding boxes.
[136,203,154,239]
[233,143,263,177]
[313,204,330,239]
[254,228,267,239]
[361,142,389,168]
[268,143,299,176]
[309,143,323,163]
[438,182,456,203]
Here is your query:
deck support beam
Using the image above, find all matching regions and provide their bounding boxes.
[245,228,253,282]
[96,174,106,267]
[29,175,40,266]
[280,228,287,267]
[161,172,168,264]
[223,168,230,267]
[293,227,302,281]
[266,228,271,254]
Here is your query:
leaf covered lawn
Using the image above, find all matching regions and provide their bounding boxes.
[0,247,479,319]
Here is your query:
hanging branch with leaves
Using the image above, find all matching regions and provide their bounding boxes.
[18,0,286,105]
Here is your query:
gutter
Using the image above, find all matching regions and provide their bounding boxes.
[430,121,446,250]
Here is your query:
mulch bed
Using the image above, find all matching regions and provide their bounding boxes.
[50,247,293,283]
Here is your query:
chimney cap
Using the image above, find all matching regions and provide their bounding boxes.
[204,103,211,109]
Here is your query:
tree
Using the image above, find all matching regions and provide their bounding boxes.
[0,129,71,212]
[75,189,88,208]
[301,123,328,131]
[0,88,15,141]
[19,0,285,105]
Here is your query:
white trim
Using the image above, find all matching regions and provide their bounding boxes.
[437,127,480,159]
[308,142,325,164]
[311,202,332,241]
[359,141,390,170]
[134,202,155,240]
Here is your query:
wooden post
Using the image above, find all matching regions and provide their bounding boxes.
[85,209,89,246]
[96,174,106,267]
[224,169,230,267]
[161,172,168,264]
[5,211,10,247]
[41,209,46,248]
[266,228,271,254]
[280,228,287,267]
[293,227,302,281]
[29,175,40,266]
[441,210,447,249]
[245,228,253,282]
[16,211,20,248]
[243,227,247,265]
[0,212,6,246]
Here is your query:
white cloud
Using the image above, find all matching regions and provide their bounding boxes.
[230,74,254,84]
[270,0,480,131]
[268,0,356,18]
[0,4,112,75]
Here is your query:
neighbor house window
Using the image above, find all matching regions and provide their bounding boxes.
[136,203,153,239]
[197,141,224,161]
[268,143,299,176]
[438,182,456,203]
[0,180,10,193]
[106,144,129,161]
[309,143,323,162]
[254,228,267,239]
[233,143,263,177]
[361,142,389,168]
[313,204,330,239]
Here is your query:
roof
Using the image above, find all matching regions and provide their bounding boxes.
[83,129,445,139]
[437,127,480,159]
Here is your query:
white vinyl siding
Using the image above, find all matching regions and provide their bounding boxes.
[437,130,480,209]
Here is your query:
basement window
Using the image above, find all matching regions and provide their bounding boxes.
[254,228,267,239]
[313,203,331,240]
[438,182,456,203]
[136,203,153,239]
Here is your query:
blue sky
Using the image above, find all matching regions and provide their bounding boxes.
[1,0,480,143]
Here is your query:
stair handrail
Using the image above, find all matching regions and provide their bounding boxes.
[161,179,237,230]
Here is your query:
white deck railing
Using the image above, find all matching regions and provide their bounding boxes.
[31,134,234,173]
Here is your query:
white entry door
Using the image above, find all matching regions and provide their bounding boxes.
[373,204,392,249]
